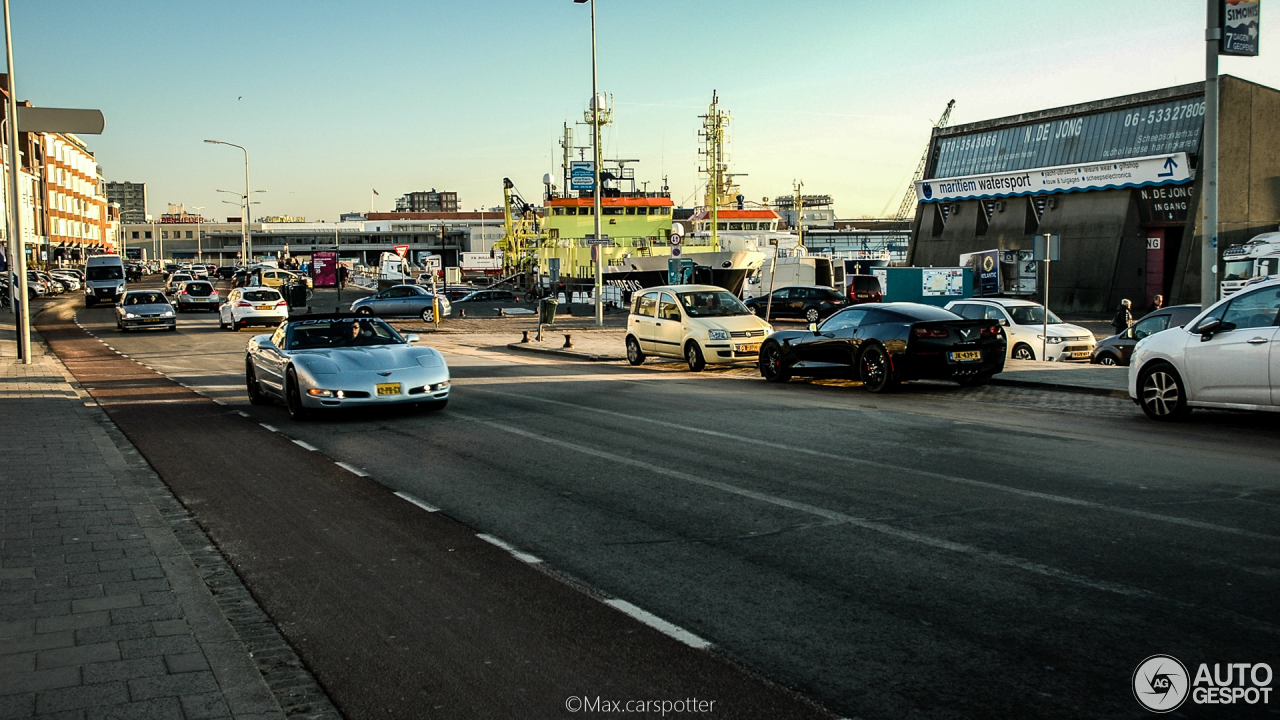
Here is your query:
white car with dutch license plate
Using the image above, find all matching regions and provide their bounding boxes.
[625,284,773,371]
[944,298,1095,362]
[1129,278,1280,420]
[245,314,450,419]
[219,286,289,331]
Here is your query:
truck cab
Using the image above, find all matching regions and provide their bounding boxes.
[1221,232,1280,298]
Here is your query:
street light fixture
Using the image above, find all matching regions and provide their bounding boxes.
[574,0,604,327]
[204,139,252,264]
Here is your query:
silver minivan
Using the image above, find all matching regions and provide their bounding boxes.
[84,255,127,307]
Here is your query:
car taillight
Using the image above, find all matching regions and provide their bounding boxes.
[913,328,948,338]
[276,300,288,306]
[237,301,252,307]
[980,325,1001,337]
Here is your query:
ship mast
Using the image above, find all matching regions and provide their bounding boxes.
[699,91,731,252]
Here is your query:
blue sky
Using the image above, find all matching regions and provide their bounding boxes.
[11,0,1279,221]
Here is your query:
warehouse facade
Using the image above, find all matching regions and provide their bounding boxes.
[907,75,1280,313]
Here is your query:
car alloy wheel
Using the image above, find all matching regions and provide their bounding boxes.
[1098,354,1118,366]
[1139,364,1190,421]
[1012,343,1036,360]
[760,343,790,383]
[626,336,645,366]
[859,345,897,393]
[245,358,271,406]
[685,342,706,372]
[286,368,311,420]
[805,307,821,323]
[420,307,435,323]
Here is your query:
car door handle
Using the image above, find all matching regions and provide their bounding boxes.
[1247,337,1269,344]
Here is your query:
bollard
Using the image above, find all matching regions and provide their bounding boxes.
[521,330,530,343]
[562,334,574,349]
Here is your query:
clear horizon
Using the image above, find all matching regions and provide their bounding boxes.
[11,0,1279,222]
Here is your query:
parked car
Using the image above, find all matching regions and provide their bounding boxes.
[259,268,313,289]
[944,298,1095,362]
[115,290,177,332]
[454,289,519,303]
[1130,279,1279,420]
[625,284,772,371]
[759,302,1007,392]
[49,272,80,292]
[744,285,847,323]
[439,287,480,303]
[216,266,238,280]
[846,274,884,304]
[350,284,453,321]
[1091,304,1201,366]
[219,286,289,330]
[24,271,48,297]
[245,314,449,419]
[34,271,62,295]
[174,280,220,312]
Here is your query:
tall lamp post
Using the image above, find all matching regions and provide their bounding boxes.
[204,140,251,263]
[189,205,204,263]
[574,0,604,327]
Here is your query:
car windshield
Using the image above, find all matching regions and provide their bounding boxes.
[86,266,123,281]
[242,290,281,302]
[1008,305,1062,325]
[287,318,405,349]
[124,293,167,306]
[677,290,750,317]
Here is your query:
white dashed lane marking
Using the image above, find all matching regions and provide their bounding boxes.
[394,492,439,513]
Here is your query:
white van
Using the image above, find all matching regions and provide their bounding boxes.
[84,255,127,307]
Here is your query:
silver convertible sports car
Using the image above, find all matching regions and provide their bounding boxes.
[245,314,450,419]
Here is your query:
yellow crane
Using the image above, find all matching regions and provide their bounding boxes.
[894,99,955,227]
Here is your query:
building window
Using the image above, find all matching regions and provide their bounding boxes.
[186,231,193,239]
[131,231,139,239]
[161,231,169,239]
[145,231,152,239]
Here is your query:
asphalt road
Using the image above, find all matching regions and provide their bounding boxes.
[41,287,1280,719]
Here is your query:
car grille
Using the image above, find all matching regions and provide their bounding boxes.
[730,329,766,339]
[1065,345,1090,353]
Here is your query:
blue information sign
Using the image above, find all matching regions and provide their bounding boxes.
[930,97,1205,179]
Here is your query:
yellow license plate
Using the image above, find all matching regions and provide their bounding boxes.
[376,383,402,396]
[255,305,274,310]
[1072,351,1090,359]
[735,343,761,354]
[950,350,982,362]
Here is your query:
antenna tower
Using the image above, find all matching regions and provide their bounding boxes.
[698,90,731,251]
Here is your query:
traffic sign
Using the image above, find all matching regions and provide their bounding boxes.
[393,244,409,258]
[672,246,682,258]
[669,234,682,247]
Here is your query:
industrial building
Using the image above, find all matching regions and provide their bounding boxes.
[394,189,458,213]
[908,75,1280,313]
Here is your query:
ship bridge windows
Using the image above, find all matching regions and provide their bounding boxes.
[625,207,635,215]
[729,223,744,230]
[603,207,624,215]
[717,222,727,231]
[552,207,566,216]
[578,207,592,216]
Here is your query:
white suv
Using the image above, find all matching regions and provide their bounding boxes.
[945,298,1095,362]
[1130,278,1280,420]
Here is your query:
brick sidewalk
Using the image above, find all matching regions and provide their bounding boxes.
[1,330,336,719]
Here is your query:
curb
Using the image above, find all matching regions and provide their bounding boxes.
[505,342,625,362]
[990,376,1130,399]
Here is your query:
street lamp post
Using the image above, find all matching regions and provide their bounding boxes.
[575,0,604,327]
[3,0,31,362]
[204,140,251,263]
[189,205,204,263]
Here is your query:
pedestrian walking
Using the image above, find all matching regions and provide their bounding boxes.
[1112,299,1133,334]
[338,263,349,290]
[1147,294,1164,314]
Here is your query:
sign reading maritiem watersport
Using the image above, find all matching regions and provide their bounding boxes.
[915,153,1191,204]
[1221,0,1261,56]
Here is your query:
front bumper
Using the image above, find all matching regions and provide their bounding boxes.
[121,317,176,330]
[1043,342,1095,362]
[299,371,451,409]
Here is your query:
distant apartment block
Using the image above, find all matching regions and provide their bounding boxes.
[395,189,458,213]
[106,181,148,223]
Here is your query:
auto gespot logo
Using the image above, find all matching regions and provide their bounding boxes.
[1133,655,1273,713]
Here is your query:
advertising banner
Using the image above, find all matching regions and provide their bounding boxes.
[922,269,965,297]
[975,250,1001,296]
[916,153,1190,204]
[312,251,337,288]
[1221,0,1261,56]
[570,161,595,191]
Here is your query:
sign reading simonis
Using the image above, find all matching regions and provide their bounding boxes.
[916,153,1191,204]
[1221,0,1261,56]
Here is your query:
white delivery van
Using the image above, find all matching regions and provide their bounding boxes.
[84,255,127,307]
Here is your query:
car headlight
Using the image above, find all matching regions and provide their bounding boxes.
[307,388,335,397]
[124,312,136,319]
[707,329,729,341]
[162,310,175,317]
[1038,335,1066,344]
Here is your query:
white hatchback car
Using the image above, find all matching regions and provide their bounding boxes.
[945,298,1095,361]
[626,284,773,371]
[1129,278,1280,420]
[219,286,289,331]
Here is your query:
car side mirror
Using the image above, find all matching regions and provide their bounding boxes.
[808,322,819,333]
[1123,327,1135,339]
[405,334,419,343]
[999,319,1009,327]
[1194,318,1224,339]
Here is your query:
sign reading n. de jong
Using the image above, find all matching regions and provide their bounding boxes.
[1221,0,1261,56]
[915,153,1190,204]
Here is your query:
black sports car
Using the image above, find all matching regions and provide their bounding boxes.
[758,302,1006,392]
